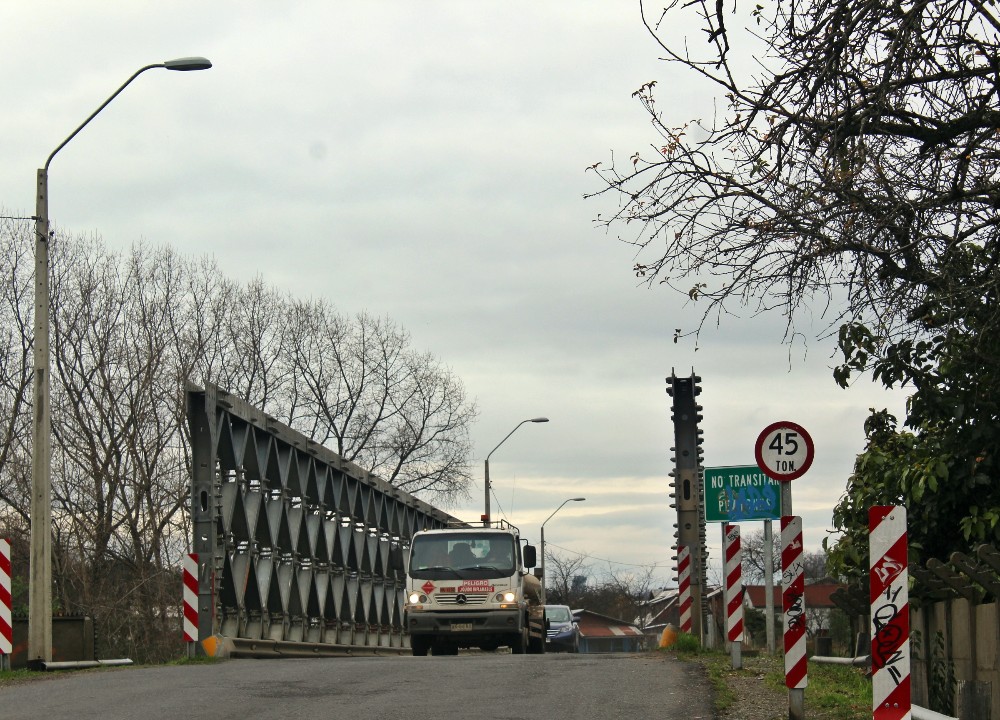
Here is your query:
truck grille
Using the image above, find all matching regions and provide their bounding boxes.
[435,593,489,605]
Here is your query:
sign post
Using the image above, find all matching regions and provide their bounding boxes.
[723,523,744,669]
[869,506,910,720]
[781,514,808,720]
[704,464,780,658]
[677,545,692,634]
[0,538,11,671]
[755,422,814,720]
[183,553,199,658]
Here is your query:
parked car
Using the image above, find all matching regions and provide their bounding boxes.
[544,604,580,652]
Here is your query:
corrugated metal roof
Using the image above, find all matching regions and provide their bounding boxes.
[576,609,644,638]
[579,624,644,638]
[744,583,844,609]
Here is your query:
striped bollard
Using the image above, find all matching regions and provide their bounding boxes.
[870,506,910,720]
[781,516,807,691]
[1,539,11,671]
[183,553,199,655]
[677,545,692,634]
[724,523,744,668]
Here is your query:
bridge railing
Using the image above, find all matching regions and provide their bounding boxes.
[187,382,460,655]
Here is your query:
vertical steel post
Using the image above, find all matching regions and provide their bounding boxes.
[1,538,12,670]
[763,519,776,654]
[188,387,220,647]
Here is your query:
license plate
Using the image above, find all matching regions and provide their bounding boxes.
[451,623,473,632]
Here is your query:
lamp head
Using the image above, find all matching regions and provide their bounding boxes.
[530,417,549,423]
[163,56,213,71]
[571,497,585,502]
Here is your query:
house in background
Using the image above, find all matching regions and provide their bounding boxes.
[737,581,848,652]
[575,609,646,653]
[637,587,678,647]
[744,582,845,634]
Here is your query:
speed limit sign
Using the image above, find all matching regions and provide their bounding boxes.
[755,421,814,482]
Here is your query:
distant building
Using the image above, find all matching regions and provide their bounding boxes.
[575,609,645,653]
[743,581,845,637]
[636,587,679,647]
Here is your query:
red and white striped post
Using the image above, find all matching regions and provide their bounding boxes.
[183,553,199,656]
[870,506,910,720]
[1,539,11,671]
[677,544,692,634]
[781,515,807,719]
[724,523,744,668]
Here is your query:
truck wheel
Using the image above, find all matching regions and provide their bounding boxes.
[510,630,527,655]
[528,633,546,654]
[411,636,430,656]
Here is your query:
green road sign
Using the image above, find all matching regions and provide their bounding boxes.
[703,465,782,523]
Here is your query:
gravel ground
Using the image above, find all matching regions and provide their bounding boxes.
[689,652,789,720]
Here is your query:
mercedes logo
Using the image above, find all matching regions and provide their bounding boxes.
[456,593,467,604]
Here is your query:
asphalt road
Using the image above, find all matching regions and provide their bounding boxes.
[0,651,714,720]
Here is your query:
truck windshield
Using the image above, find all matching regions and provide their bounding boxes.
[409,533,517,580]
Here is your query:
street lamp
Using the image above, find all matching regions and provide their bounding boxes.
[540,497,585,604]
[29,56,211,669]
[483,417,548,524]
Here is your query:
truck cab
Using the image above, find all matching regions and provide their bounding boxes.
[404,521,545,656]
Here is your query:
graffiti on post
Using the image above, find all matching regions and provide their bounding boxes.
[872,585,906,684]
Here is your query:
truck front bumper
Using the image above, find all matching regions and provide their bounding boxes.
[405,608,522,637]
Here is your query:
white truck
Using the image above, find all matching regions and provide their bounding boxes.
[403,520,546,656]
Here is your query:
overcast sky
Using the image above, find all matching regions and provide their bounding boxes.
[2,2,908,587]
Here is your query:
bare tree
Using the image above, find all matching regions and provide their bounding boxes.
[284,303,476,504]
[601,564,659,628]
[0,216,34,528]
[587,1,1000,356]
[47,238,190,659]
[0,221,478,660]
[544,549,591,608]
[214,276,293,411]
[741,528,781,586]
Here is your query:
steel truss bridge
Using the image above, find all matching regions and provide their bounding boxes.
[187,382,459,656]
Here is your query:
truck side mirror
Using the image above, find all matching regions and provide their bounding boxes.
[523,544,537,568]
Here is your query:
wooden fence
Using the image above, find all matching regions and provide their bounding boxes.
[833,544,1000,718]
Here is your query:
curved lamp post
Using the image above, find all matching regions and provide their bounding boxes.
[483,417,548,524]
[29,56,212,669]
[540,497,585,603]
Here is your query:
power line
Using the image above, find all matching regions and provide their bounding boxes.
[545,540,671,573]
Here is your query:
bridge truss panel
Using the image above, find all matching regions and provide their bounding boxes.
[187,382,458,653]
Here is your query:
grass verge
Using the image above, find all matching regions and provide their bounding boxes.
[672,645,873,720]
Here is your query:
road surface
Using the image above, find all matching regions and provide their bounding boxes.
[0,651,714,720]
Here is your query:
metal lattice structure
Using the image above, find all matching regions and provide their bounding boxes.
[187,382,460,655]
[667,370,708,641]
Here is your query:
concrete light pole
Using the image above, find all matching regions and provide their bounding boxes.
[540,497,585,604]
[29,56,211,669]
[483,417,548,524]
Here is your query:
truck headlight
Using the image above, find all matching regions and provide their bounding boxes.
[494,591,516,603]
[408,591,428,604]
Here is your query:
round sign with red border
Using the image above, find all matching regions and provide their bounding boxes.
[755,421,814,482]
